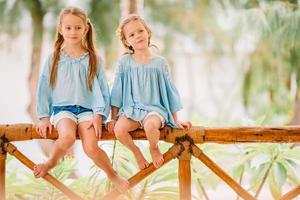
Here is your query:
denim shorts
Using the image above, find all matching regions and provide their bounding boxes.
[52,105,93,128]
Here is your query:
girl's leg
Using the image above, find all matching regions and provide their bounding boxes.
[143,115,164,168]
[78,121,129,193]
[114,115,149,169]
[34,118,77,178]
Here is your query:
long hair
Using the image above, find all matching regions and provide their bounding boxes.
[50,6,98,91]
[118,14,157,53]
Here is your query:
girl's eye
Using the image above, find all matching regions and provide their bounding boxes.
[76,27,82,30]
[65,27,71,30]
[129,33,134,37]
[139,29,144,33]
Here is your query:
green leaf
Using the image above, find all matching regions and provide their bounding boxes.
[272,162,287,187]
[255,114,267,125]
[250,153,271,168]
[232,165,244,180]
[268,170,282,200]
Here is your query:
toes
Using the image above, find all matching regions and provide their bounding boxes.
[33,164,49,178]
[114,178,129,193]
[121,183,129,193]
[153,157,164,168]
[158,158,164,167]
[138,159,149,170]
[33,165,40,177]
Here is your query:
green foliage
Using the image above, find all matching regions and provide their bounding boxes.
[232,143,300,199]
[0,0,23,37]
[0,0,63,38]
[6,155,107,199]
[5,139,300,199]
[240,1,300,123]
[88,0,120,46]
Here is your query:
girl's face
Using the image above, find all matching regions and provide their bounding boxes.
[123,20,150,51]
[59,14,88,46]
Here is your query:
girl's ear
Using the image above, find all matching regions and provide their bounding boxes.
[85,24,89,35]
[58,26,62,35]
[124,39,130,47]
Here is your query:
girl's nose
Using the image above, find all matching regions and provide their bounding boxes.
[70,28,76,34]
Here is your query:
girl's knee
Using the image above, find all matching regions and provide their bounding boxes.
[58,135,76,149]
[114,125,127,139]
[144,121,159,133]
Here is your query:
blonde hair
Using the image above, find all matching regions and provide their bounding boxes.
[118,14,157,53]
[50,6,98,91]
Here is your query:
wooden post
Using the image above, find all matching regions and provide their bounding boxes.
[0,151,6,200]
[4,142,83,200]
[177,139,192,200]
[191,144,256,200]
[280,186,300,200]
[179,160,191,200]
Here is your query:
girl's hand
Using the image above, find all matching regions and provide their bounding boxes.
[105,119,117,134]
[36,117,52,138]
[175,120,192,129]
[88,115,102,140]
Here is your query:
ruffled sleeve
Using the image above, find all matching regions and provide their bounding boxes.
[36,54,53,119]
[162,62,183,114]
[110,63,123,108]
[92,60,110,122]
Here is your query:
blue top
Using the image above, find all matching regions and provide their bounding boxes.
[36,51,110,121]
[111,54,183,128]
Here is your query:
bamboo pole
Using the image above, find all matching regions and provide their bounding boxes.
[101,144,182,200]
[204,126,300,143]
[280,186,300,200]
[2,124,300,143]
[191,145,256,200]
[0,152,6,200]
[179,160,191,200]
[0,124,205,143]
[4,142,83,200]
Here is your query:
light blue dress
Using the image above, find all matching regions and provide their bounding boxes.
[111,54,183,128]
[36,52,110,121]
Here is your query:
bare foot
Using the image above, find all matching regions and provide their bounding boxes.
[150,147,164,168]
[33,162,53,178]
[110,175,129,193]
[133,149,149,169]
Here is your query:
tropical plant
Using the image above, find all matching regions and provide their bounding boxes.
[6,155,107,199]
[88,0,120,69]
[232,143,300,199]
[0,0,63,121]
[240,1,300,124]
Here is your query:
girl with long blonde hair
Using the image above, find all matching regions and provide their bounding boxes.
[35,6,129,192]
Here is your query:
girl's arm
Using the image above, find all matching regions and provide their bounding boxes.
[106,106,119,134]
[36,55,53,138]
[172,112,192,129]
[36,55,53,119]
[111,106,120,121]
[88,114,102,139]
[36,117,52,138]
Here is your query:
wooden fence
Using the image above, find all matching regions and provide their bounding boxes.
[1,124,300,200]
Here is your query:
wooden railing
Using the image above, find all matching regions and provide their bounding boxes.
[1,124,300,200]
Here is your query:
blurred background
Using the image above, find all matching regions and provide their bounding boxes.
[1,0,300,199]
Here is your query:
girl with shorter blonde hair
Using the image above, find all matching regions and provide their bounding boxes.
[107,15,192,169]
